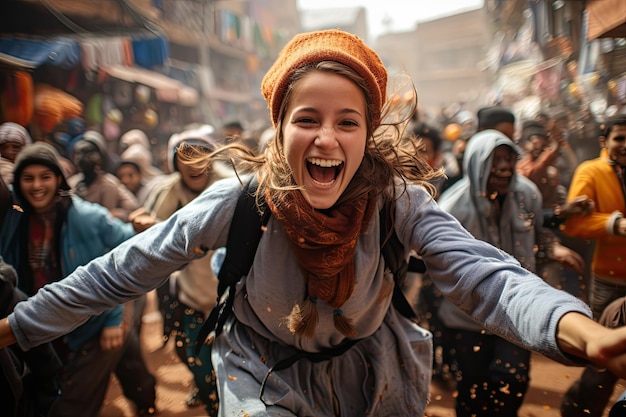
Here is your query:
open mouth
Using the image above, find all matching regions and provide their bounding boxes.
[306,158,344,186]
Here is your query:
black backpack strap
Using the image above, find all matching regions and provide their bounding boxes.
[195,176,270,354]
[379,200,420,321]
[259,339,358,405]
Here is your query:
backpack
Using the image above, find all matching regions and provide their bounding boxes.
[195,177,425,355]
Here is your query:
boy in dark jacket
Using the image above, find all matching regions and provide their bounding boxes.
[0,256,62,417]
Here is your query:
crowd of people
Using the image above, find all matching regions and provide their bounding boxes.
[0,28,626,417]
[409,105,626,416]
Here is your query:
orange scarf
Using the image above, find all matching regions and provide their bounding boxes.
[266,189,375,337]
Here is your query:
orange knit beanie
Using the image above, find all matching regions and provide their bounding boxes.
[261,29,388,129]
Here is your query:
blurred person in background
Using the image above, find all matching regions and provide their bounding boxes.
[568,105,602,164]
[560,115,626,416]
[517,121,569,289]
[516,119,594,300]
[0,142,154,417]
[115,160,149,208]
[66,131,157,415]
[143,126,225,416]
[437,128,584,416]
[440,122,465,194]
[406,121,444,171]
[475,106,516,140]
[563,114,626,320]
[455,109,477,142]
[118,129,163,181]
[0,255,62,417]
[68,131,139,222]
[0,122,32,185]
[545,109,579,189]
[116,128,164,206]
[403,121,456,388]
[220,120,244,145]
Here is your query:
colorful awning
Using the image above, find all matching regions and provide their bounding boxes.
[0,33,169,72]
[0,37,80,70]
[100,65,198,106]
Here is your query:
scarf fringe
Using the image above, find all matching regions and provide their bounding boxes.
[286,298,318,337]
[333,311,357,338]
[286,298,357,338]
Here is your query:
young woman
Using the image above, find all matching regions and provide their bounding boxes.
[2,30,626,416]
[0,142,154,417]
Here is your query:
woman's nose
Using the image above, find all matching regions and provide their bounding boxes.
[315,127,338,149]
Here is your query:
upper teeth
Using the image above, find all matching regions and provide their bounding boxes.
[308,158,342,167]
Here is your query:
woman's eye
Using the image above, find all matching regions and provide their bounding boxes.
[340,120,358,127]
[295,117,316,124]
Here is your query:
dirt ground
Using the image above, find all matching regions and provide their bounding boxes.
[99,293,625,417]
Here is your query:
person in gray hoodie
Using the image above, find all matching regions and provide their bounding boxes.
[437,129,583,416]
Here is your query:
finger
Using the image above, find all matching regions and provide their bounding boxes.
[128,207,147,222]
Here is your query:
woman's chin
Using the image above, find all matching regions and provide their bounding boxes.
[302,189,340,210]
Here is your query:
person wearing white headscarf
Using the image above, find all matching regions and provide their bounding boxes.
[0,122,32,184]
[118,129,163,180]
[141,124,226,414]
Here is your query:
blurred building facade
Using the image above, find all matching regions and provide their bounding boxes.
[0,0,302,150]
[376,7,492,117]
[300,7,368,43]
[145,0,302,129]
[371,0,625,126]
[1,0,624,148]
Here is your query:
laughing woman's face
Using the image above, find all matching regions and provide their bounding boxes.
[282,71,367,209]
[19,165,62,213]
